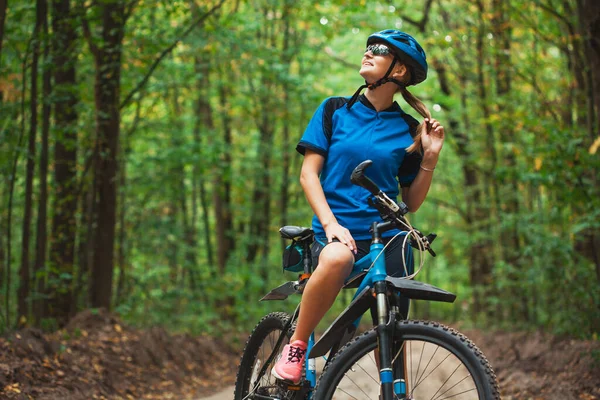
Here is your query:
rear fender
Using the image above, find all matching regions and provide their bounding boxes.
[260,281,302,301]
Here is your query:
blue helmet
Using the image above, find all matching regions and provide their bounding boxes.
[367,29,428,85]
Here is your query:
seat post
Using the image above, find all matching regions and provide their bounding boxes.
[302,240,312,274]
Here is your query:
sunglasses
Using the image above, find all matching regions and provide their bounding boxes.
[366,43,392,56]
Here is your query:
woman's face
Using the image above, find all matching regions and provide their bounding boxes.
[359,43,397,84]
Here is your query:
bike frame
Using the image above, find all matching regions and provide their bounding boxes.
[302,223,412,399]
[248,161,456,399]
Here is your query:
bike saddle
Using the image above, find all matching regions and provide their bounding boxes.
[279,226,314,240]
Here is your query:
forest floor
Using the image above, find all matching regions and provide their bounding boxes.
[0,309,238,400]
[0,310,599,400]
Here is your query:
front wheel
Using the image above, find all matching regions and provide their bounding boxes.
[313,320,500,400]
[234,312,298,400]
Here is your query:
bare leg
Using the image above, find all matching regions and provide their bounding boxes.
[290,243,354,343]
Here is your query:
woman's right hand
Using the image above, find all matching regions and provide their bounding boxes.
[324,221,357,254]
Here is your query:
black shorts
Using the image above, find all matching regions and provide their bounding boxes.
[310,235,414,278]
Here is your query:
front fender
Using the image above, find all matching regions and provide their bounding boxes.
[309,286,374,358]
[386,277,456,303]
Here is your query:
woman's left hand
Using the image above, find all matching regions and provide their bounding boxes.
[421,118,445,155]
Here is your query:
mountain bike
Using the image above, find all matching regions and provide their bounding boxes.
[234,160,500,400]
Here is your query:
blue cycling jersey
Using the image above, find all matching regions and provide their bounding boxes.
[297,94,422,240]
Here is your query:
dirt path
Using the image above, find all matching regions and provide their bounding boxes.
[2,312,599,400]
[197,327,600,400]
[0,310,238,400]
[198,386,234,399]
[202,346,479,399]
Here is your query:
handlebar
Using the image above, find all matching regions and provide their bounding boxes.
[350,160,381,196]
[351,160,406,215]
[350,160,437,257]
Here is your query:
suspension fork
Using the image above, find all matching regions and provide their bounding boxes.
[391,291,407,398]
[375,280,395,400]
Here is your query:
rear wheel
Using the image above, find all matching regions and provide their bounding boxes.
[313,320,500,400]
[234,312,299,400]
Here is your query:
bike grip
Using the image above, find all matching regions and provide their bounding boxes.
[350,160,381,195]
[397,202,409,216]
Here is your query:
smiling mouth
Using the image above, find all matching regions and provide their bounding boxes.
[362,62,373,66]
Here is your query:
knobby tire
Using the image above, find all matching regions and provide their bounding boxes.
[313,320,500,400]
[234,312,294,400]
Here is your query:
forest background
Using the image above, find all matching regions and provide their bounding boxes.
[0,0,599,342]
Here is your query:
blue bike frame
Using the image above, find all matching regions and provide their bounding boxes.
[303,233,413,395]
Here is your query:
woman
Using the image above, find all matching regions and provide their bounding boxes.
[272,29,445,384]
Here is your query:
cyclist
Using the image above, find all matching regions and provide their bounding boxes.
[272,29,445,384]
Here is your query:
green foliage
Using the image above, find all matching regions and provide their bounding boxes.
[1,0,598,340]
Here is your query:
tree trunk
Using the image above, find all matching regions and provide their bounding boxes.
[468,0,496,321]
[279,0,292,250]
[247,12,277,265]
[192,23,215,271]
[491,0,527,322]
[33,0,50,324]
[0,0,7,66]
[5,50,29,328]
[90,1,126,310]
[115,97,141,304]
[18,0,43,325]
[171,87,197,290]
[76,176,96,308]
[115,155,127,304]
[0,217,4,324]
[48,0,78,326]
[248,116,273,267]
[167,202,179,285]
[214,62,234,272]
[576,0,600,286]
[436,58,492,319]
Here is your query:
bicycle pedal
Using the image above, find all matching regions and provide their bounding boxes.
[274,376,299,385]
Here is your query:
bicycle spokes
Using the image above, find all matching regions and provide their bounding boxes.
[331,339,480,399]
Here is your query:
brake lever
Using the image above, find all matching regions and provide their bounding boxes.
[409,232,438,257]
[368,197,394,220]
[426,233,437,257]
[375,192,400,213]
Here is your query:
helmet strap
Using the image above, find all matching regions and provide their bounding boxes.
[347,57,404,109]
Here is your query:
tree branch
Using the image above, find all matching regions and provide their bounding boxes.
[324,46,358,70]
[536,0,571,27]
[513,70,561,124]
[78,2,100,59]
[512,10,569,53]
[124,0,138,22]
[397,0,434,33]
[425,197,468,221]
[119,0,226,110]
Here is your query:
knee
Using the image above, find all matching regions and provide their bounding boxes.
[318,244,354,274]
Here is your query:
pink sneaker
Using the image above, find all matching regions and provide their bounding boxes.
[272,340,307,383]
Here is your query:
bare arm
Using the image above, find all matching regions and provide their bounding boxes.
[402,118,445,212]
[301,150,356,252]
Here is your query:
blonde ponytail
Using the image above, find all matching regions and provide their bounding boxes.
[399,86,431,154]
